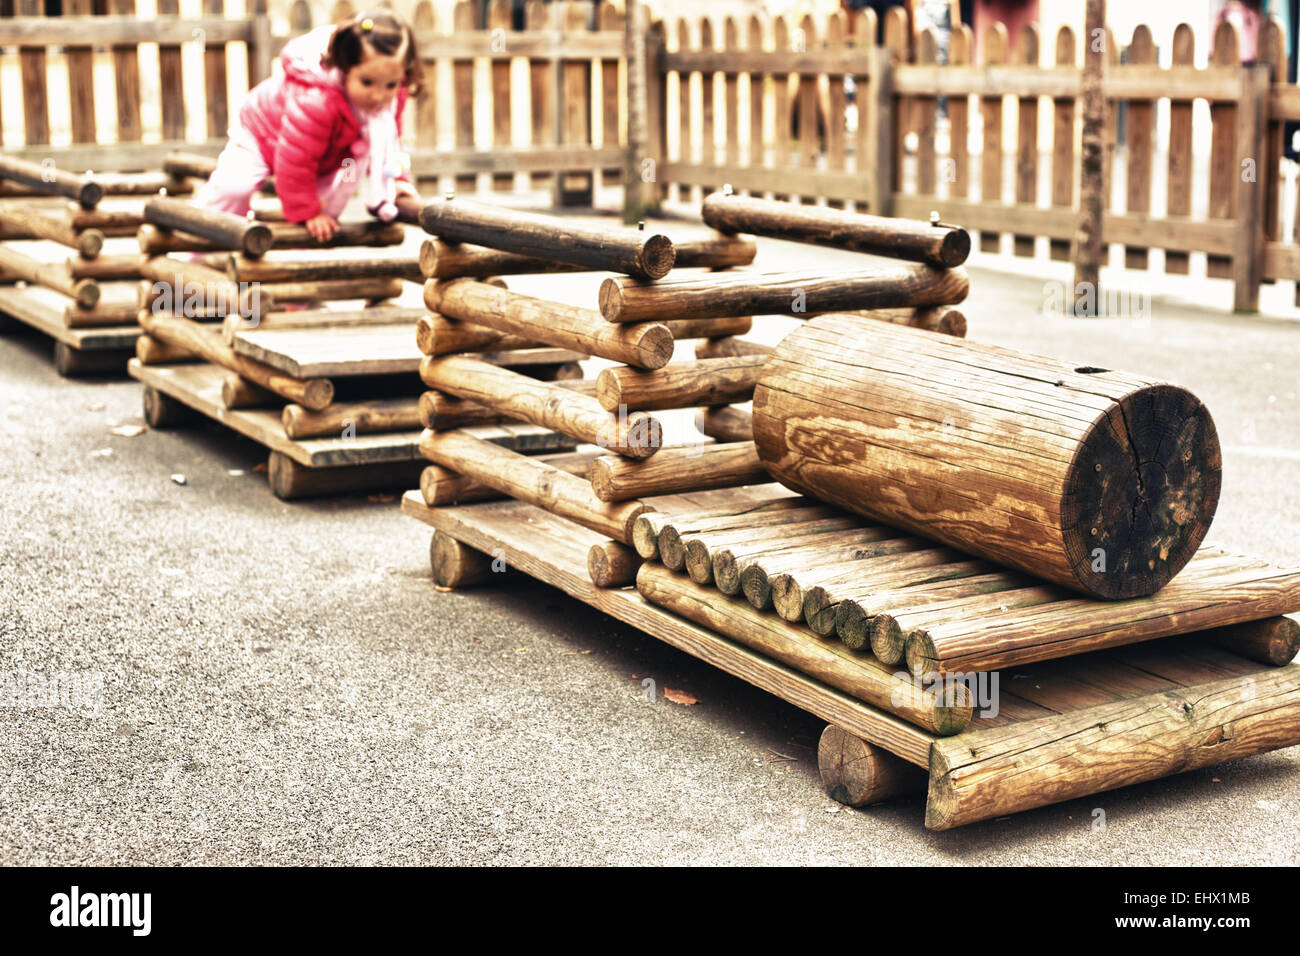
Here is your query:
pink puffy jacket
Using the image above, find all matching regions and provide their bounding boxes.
[239,25,411,222]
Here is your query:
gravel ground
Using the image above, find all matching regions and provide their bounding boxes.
[1,223,1298,866]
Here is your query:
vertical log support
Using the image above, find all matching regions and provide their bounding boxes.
[1232,63,1268,312]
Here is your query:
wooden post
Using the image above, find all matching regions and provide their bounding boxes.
[420,451,599,506]
[1232,63,1268,312]
[623,1,658,222]
[419,198,675,278]
[701,194,969,266]
[752,315,1222,600]
[418,233,753,278]
[599,265,968,323]
[1072,0,1105,314]
[282,399,421,440]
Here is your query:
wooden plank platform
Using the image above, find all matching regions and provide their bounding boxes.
[401,492,1300,829]
[0,281,138,350]
[231,322,586,378]
[129,359,574,468]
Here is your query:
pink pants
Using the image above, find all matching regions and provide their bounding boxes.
[196,126,359,222]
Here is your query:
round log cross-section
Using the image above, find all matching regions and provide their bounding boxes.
[751,315,1221,599]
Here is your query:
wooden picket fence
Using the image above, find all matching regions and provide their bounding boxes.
[652,7,1300,312]
[0,0,628,201]
[6,1,1300,311]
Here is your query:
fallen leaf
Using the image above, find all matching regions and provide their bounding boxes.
[108,424,147,437]
[251,462,267,473]
[663,687,698,706]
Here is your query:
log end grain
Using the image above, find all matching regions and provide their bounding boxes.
[818,725,926,808]
[636,234,676,280]
[739,564,774,610]
[937,227,972,268]
[1062,384,1222,599]
[78,181,105,209]
[598,277,625,322]
[430,531,496,588]
[684,539,715,585]
[594,366,622,412]
[299,377,336,412]
[1201,616,1300,667]
[77,229,104,260]
[587,539,641,588]
[802,587,840,636]
[142,385,194,428]
[867,615,906,665]
[835,601,873,653]
[630,323,675,371]
[711,549,744,596]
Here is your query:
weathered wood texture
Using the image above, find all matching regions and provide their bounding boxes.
[426,279,672,369]
[752,315,1222,599]
[702,193,970,266]
[420,198,675,279]
[599,265,968,322]
[421,356,660,459]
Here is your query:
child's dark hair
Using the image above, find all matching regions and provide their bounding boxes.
[324,10,424,96]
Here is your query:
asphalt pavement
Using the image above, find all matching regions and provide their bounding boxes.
[2,227,1298,865]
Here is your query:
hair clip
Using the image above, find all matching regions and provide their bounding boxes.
[361,17,374,31]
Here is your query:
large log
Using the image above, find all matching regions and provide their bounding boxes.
[419,197,676,279]
[595,356,767,412]
[702,192,971,267]
[588,442,768,501]
[1198,616,1300,667]
[420,356,661,459]
[599,265,969,323]
[752,315,1222,600]
[0,154,102,207]
[418,232,756,279]
[425,279,673,370]
[419,429,649,544]
[144,197,273,257]
[137,309,334,410]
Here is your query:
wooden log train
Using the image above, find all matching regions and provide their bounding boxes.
[403,192,1300,828]
[4,167,1299,829]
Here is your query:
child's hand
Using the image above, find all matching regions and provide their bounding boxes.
[304,214,339,243]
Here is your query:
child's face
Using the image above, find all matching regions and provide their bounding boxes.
[345,47,405,115]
